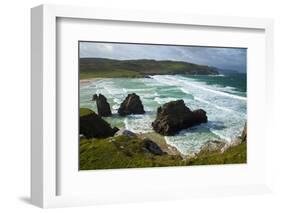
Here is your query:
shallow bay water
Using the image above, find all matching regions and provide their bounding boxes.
[80,74,247,155]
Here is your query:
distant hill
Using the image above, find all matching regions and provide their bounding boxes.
[217,68,244,74]
[79,58,219,79]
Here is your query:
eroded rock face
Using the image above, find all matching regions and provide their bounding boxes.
[152,100,207,136]
[192,109,208,124]
[92,94,112,117]
[241,122,247,143]
[199,140,226,154]
[118,93,145,116]
[80,109,118,138]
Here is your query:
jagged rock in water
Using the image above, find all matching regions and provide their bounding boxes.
[118,93,145,116]
[92,94,112,117]
[192,109,208,123]
[152,100,207,136]
[80,108,118,138]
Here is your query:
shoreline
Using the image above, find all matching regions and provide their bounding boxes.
[80,78,103,86]
[80,75,247,166]
[138,119,246,159]
[125,125,247,161]
[79,128,247,170]
[80,76,246,158]
[79,107,247,169]
[79,73,222,81]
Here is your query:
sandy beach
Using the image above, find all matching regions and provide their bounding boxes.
[80,78,102,86]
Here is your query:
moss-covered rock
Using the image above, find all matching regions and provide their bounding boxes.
[80,108,118,138]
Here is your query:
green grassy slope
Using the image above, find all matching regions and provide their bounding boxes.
[79,136,184,170]
[186,142,247,165]
[79,58,219,78]
[79,136,246,170]
[79,108,246,170]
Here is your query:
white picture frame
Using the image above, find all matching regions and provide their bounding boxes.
[31,4,274,208]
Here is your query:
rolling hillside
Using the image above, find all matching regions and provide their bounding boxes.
[79,58,219,78]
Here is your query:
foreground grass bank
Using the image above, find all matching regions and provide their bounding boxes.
[186,142,247,165]
[79,136,184,170]
[79,135,246,170]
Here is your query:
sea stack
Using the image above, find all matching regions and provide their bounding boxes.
[92,94,112,117]
[118,93,145,116]
[152,100,207,136]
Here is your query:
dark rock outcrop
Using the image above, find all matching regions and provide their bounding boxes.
[92,94,112,117]
[80,109,118,138]
[152,100,207,136]
[192,109,208,123]
[118,93,145,116]
[141,138,165,155]
[115,128,137,137]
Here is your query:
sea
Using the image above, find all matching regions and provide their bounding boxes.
[80,73,247,155]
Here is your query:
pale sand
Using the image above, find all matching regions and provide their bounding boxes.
[80,78,103,86]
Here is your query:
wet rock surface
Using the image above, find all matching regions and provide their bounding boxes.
[152,100,207,136]
[118,93,145,116]
[92,94,112,117]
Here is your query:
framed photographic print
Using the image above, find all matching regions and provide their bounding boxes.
[31,4,274,208]
[78,41,247,170]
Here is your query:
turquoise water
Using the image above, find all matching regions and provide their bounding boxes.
[80,74,247,155]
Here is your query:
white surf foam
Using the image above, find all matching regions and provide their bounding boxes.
[154,97,177,105]
[193,96,235,113]
[160,75,246,101]
[124,114,153,133]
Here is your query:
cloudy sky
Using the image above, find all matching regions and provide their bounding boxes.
[80,42,247,72]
